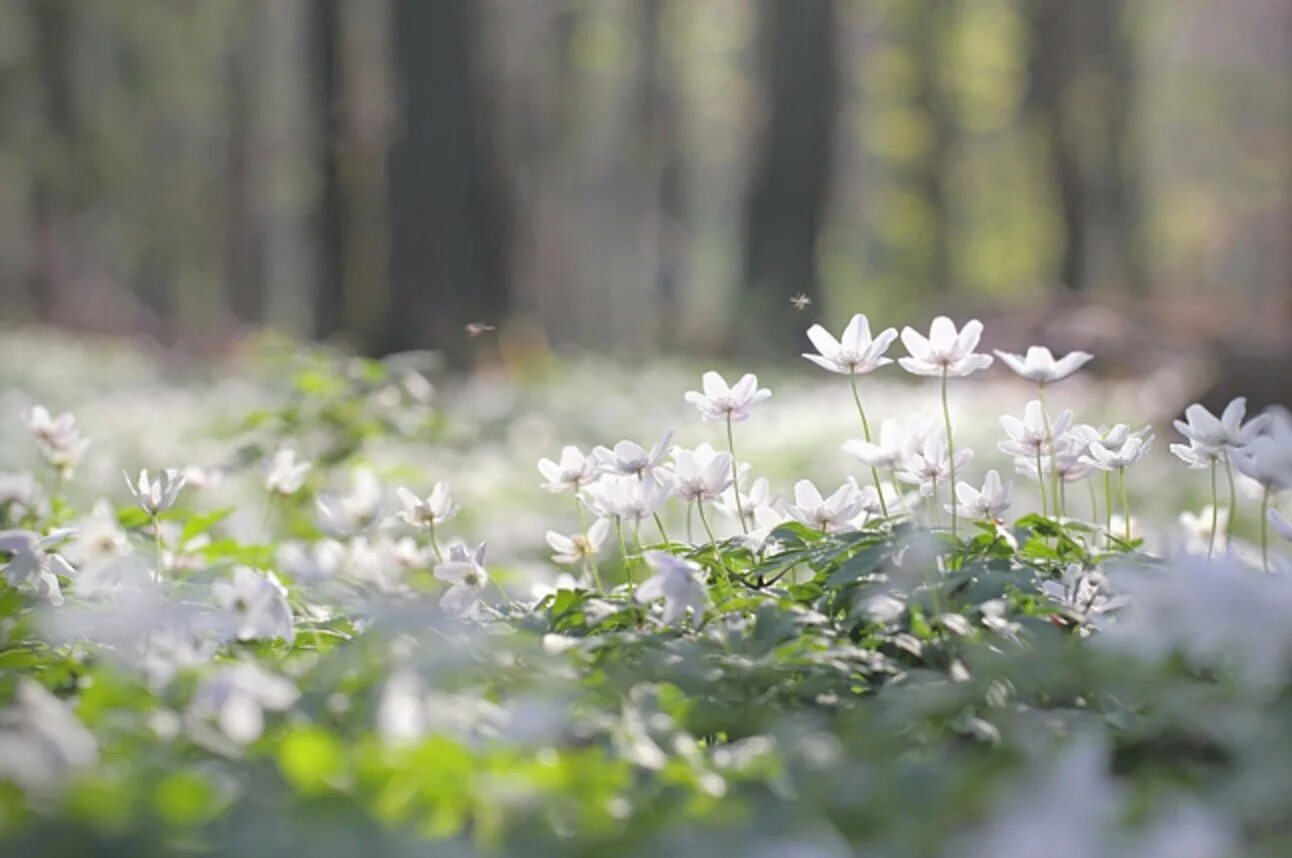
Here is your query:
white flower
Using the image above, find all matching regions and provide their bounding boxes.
[435,541,490,618]
[802,314,898,375]
[684,371,772,422]
[125,468,186,515]
[538,446,600,493]
[1173,397,1267,453]
[23,405,91,472]
[1081,427,1154,471]
[1179,506,1229,554]
[1269,507,1292,542]
[1230,410,1292,491]
[842,416,932,471]
[583,474,669,522]
[213,566,295,644]
[188,663,299,746]
[264,449,311,496]
[715,475,773,525]
[998,400,1072,459]
[63,501,129,568]
[1013,444,1093,485]
[1039,564,1123,627]
[0,680,98,794]
[786,479,869,532]
[950,470,1012,521]
[636,551,708,626]
[277,539,347,586]
[593,431,673,478]
[993,346,1092,385]
[1169,439,1225,470]
[898,316,993,377]
[546,519,610,566]
[896,432,974,497]
[663,445,734,502]
[396,481,458,528]
[316,467,384,534]
[0,529,73,605]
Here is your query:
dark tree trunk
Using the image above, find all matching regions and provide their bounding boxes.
[386,0,510,366]
[313,0,344,338]
[912,0,953,295]
[741,0,839,356]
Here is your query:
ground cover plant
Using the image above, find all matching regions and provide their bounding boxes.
[1,318,1291,857]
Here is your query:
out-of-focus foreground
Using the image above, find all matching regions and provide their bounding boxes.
[0,0,1288,369]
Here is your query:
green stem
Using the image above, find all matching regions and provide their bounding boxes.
[696,500,727,574]
[1208,460,1218,560]
[1035,448,1048,518]
[152,514,165,582]
[652,512,670,544]
[725,414,749,535]
[1104,471,1113,546]
[890,473,905,515]
[850,370,889,518]
[1225,456,1238,545]
[427,522,444,563]
[1119,467,1131,543]
[616,515,633,585]
[1037,384,1061,516]
[1087,480,1098,526]
[940,370,957,539]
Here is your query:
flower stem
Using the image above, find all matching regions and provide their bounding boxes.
[940,369,958,539]
[725,414,749,535]
[1261,485,1271,573]
[652,512,670,544]
[427,522,444,563]
[1087,479,1098,525]
[850,370,889,518]
[1103,471,1113,546]
[1208,460,1218,560]
[152,514,165,582]
[1119,467,1131,543]
[1037,384,1061,516]
[1225,456,1238,544]
[615,515,633,585]
[1035,448,1048,518]
[696,500,727,574]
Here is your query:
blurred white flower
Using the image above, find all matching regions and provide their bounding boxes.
[1173,397,1267,453]
[396,481,457,527]
[1179,506,1229,554]
[993,346,1092,385]
[277,539,347,586]
[546,519,610,566]
[1082,428,1154,471]
[213,566,295,644]
[636,551,708,626]
[1015,443,1094,485]
[538,446,600,493]
[23,405,91,473]
[1231,409,1292,491]
[63,500,129,568]
[1039,564,1124,629]
[786,479,869,532]
[316,467,384,534]
[583,474,669,523]
[125,468,186,515]
[684,371,772,422]
[1169,439,1225,470]
[0,472,42,519]
[950,470,1012,521]
[843,416,931,471]
[998,400,1072,459]
[593,431,673,478]
[435,541,490,618]
[0,529,73,605]
[898,317,993,377]
[1269,507,1292,542]
[188,662,299,746]
[0,680,98,795]
[264,448,311,496]
[802,314,898,375]
[897,432,973,498]
[664,444,733,502]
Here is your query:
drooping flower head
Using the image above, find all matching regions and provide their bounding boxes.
[636,552,708,626]
[802,314,898,375]
[899,317,993,377]
[684,372,772,422]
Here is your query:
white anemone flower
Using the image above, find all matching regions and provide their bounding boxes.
[636,552,708,626]
[801,314,898,375]
[897,432,974,497]
[1179,506,1230,554]
[0,529,73,605]
[125,468,187,515]
[592,431,673,478]
[993,346,1092,385]
[683,371,772,422]
[64,500,129,568]
[396,481,458,528]
[546,519,610,566]
[1169,439,1226,470]
[0,680,98,795]
[213,566,295,644]
[664,445,734,502]
[435,541,490,618]
[1013,444,1094,485]
[998,400,1072,459]
[316,467,384,534]
[187,662,299,746]
[786,479,869,533]
[583,474,669,523]
[23,405,91,473]
[1230,410,1292,491]
[1081,429,1154,471]
[898,316,993,377]
[1269,507,1292,542]
[842,416,930,471]
[949,470,1012,521]
[538,446,600,493]
[1174,397,1268,453]
[264,449,311,496]
[277,539,347,586]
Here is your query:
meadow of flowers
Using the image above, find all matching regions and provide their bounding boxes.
[1,318,1291,856]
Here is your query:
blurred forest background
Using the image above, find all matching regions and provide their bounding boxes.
[0,0,1288,380]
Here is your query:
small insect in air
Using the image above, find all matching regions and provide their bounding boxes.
[465,322,496,338]
[790,293,812,311]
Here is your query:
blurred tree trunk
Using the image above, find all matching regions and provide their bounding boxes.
[226,2,263,325]
[386,0,510,366]
[741,0,839,356]
[29,0,77,320]
[912,0,953,296]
